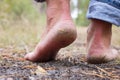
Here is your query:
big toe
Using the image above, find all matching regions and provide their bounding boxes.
[24,52,35,61]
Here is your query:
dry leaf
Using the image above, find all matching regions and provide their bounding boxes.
[35,66,48,75]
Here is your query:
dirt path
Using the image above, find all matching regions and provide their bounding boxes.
[0,27,120,80]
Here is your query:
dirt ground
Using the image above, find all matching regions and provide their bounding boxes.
[0,27,120,80]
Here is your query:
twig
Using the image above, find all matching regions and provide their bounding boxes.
[95,66,112,76]
[2,54,25,61]
[95,66,119,79]
[23,65,37,69]
[81,71,105,78]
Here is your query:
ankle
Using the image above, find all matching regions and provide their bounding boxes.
[46,0,71,27]
[88,19,112,46]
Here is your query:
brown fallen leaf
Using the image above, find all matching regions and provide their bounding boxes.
[35,66,48,75]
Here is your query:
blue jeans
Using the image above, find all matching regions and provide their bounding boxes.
[87,0,120,26]
[34,0,45,2]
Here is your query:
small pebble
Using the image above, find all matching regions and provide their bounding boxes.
[61,73,70,77]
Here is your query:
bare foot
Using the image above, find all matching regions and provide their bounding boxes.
[25,20,77,62]
[25,0,77,62]
[87,19,119,64]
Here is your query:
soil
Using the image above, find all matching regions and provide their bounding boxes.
[0,28,120,80]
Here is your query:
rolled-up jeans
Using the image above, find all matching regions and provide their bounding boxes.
[34,0,45,2]
[87,0,120,26]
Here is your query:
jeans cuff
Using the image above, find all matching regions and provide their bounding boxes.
[34,0,45,2]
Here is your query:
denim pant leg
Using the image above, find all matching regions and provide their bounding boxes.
[34,0,45,2]
[87,0,120,26]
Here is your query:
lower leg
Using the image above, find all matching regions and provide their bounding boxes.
[87,19,118,64]
[25,0,77,62]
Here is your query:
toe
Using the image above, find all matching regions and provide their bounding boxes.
[24,52,34,61]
